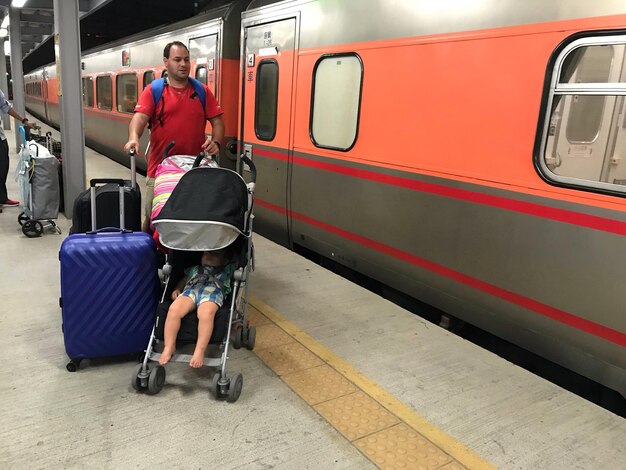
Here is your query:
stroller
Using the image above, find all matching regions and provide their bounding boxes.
[132,153,257,402]
[15,126,62,237]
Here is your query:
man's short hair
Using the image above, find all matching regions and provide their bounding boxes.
[163,41,189,59]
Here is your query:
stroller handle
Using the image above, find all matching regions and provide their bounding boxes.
[240,154,256,183]
[162,141,176,160]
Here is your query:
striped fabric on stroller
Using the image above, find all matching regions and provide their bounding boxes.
[150,143,217,249]
[132,153,257,403]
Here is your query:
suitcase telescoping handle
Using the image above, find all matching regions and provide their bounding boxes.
[89,178,127,233]
[129,147,137,189]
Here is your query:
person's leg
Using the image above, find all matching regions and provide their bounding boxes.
[142,177,155,233]
[159,295,195,365]
[189,301,219,368]
[0,138,9,202]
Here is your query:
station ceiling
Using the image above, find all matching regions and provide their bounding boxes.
[0,0,218,73]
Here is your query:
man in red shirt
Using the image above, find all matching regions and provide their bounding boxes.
[124,41,225,231]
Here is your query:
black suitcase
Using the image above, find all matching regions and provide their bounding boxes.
[70,150,141,233]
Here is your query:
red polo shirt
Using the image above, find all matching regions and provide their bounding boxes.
[134,82,223,177]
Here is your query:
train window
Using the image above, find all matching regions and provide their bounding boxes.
[82,77,94,107]
[116,73,137,114]
[540,37,626,195]
[96,75,112,111]
[310,53,363,151]
[254,60,278,141]
[143,71,154,89]
[161,70,168,79]
[195,66,207,85]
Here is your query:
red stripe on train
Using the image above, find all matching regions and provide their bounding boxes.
[253,148,626,236]
[255,196,626,347]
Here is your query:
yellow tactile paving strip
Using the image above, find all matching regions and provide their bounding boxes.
[247,295,495,470]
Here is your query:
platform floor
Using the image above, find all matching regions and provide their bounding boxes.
[0,117,624,469]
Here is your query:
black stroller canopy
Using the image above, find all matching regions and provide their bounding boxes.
[153,167,249,251]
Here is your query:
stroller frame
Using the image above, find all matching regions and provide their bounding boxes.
[132,154,257,403]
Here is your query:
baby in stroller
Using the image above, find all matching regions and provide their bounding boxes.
[160,246,236,367]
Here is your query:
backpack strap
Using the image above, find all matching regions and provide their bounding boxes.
[187,77,207,112]
[150,78,166,129]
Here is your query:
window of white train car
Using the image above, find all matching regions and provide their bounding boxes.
[116,73,138,114]
[96,75,112,111]
[82,77,94,107]
[195,66,207,85]
[310,53,363,151]
[540,37,626,194]
[143,71,154,89]
[255,60,278,141]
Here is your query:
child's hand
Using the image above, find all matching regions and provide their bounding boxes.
[171,289,181,300]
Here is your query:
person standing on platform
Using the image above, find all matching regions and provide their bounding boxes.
[0,88,36,212]
[123,41,225,232]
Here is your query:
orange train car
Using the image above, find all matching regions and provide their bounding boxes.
[239,0,626,398]
[25,0,626,398]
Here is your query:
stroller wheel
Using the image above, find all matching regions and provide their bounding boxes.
[147,365,166,395]
[210,371,222,399]
[232,325,243,350]
[227,373,243,403]
[23,220,44,238]
[244,327,256,351]
[132,363,147,392]
[18,212,29,226]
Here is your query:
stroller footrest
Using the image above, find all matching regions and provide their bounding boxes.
[149,351,223,367]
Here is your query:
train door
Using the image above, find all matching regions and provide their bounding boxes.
[549,45,626,182]
[189,34,219,98]
[240,17,297,247]
[43,72,49,122]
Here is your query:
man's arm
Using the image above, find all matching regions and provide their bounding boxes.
[7,108,36,129]
[123,112,150,153]
[201,114,225,155]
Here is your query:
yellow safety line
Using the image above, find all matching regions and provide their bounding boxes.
[249,293,496,470]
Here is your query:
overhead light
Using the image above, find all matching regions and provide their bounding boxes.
[1,16,8,29]
[11,0,28,8]
[0,29,7,38]
[4,41,9,56]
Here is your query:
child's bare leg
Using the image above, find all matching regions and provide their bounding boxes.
[160,296,195,365]
[190,301,219,368]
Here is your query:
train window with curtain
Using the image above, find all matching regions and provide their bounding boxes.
[143,71,154,89]
[96,75,112,111]
[539,36,626,195]
[310,53,363,151]
[116,73,137,113]
[82,77,94,107]
[255,59,278,141]
[195,66,207,85]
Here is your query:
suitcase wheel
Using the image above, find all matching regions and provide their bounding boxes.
[66,359,81,372]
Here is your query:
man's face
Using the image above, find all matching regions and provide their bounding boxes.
[164,45,190,81]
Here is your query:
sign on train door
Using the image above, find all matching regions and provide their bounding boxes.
[241,17,297,247]
[189,34,219,98]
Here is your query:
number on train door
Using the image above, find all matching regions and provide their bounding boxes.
[241,18,296,247]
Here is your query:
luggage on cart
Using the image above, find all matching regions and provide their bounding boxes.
[25,128,64,212]
[15,128,62,237]
[70,149,141,233]
[59,180,158,371]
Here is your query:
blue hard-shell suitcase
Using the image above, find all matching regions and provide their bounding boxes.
[59,179,158,371]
